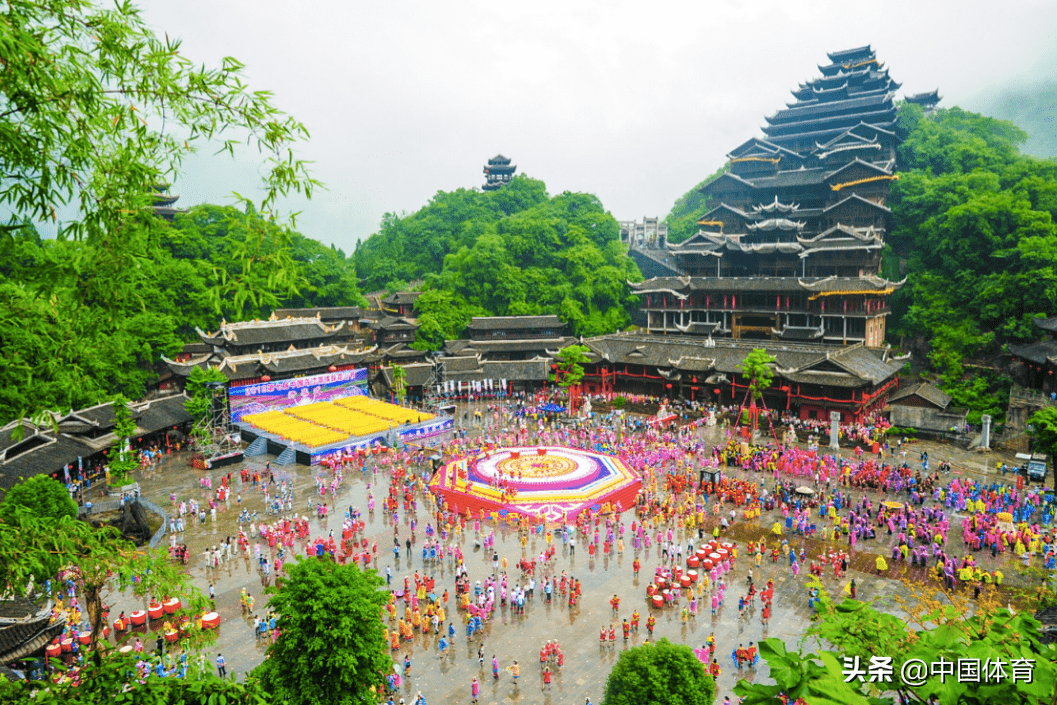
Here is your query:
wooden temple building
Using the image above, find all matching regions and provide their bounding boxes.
[374,316,572,400]
[381,291,423,317]
[617,46,920,420]
[0,395,192,494]
[1009,316,1057,394]
[482,155,516,191]
[634,45,908,348]
[164,315,381,390]
[578,334,904,422]
[1006,316,1057,430]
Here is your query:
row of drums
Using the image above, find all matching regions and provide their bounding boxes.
[645,540,735,609]
[46,601,219,658]
[686,541,735,572]
[112,598,184,632]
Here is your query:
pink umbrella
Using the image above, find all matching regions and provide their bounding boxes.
[693,648,709,665]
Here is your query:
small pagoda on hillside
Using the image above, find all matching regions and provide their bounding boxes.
[152,184,185,221]
[483,155,516,191]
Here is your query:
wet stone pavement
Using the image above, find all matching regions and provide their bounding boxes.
[104,411,1033,704]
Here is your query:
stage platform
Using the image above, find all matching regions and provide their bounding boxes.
[237,407,452,466]
[428,446,641,523]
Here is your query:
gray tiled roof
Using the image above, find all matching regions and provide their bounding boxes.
[888,382,952,410]
[584,335,901,388]
[273,306,366,321]
[198,318,344,347]
[1033,316,1057,333]
[467,315,564,331]
[1009,340,1057,366]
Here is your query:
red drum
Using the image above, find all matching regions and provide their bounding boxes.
[687,556,700,568]
[147,603,164,620]
[655,576,666,587]
[651,594,664,609]
[721,542,734,551]
[163,598,181,614]
[130,610,147,626]
[716,549,729,560]
[680,575,692,588]
[201,612,220,630]
[708,552,721,562]
[646,583,656,597]
[696,548,708,561]
[113,618,125,633]
[78,632,92,645]
[60,638,73,653]
[164,630,179,643]
[103,626,110,638]
[702,559,714,571]
[688,570,698,583]
[46,644,62,658]
[672,566,682,578]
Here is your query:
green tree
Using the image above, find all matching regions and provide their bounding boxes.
[602,637,716,705]
[392,364,407,405]
[0,475,77,522]
[737,578,1057,705]
[885,105,1057,422]
[739,349,776,431]
[741,348,776,400]
[553,344,591,388]
[185,367,229,423]
[355,178,641,336]
[0,508,203,652]
[0,0,319,426]
[254,558,391,705]
[0,651,266,704]
[664,164,730,244]
[1028,407,1057,485]
[411,289,488,351]
[106,395,139,487]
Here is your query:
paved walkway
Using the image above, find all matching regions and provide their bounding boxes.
[102,412,1036,703]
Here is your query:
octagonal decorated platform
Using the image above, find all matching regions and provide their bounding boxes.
[428,446,641,522]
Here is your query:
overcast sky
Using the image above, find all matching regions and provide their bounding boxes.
[138,0,1057,254]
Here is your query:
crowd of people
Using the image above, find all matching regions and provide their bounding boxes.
[34,391,1057,704]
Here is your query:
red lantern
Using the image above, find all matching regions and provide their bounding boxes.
[261,375,271,382]
[665,384,672,389]
[328,365,337,372]
[714,389,721,395]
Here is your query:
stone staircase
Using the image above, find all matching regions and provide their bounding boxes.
[274,446,298,466]
[244,436,269,457]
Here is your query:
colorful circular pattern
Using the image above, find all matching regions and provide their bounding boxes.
[428,446,642,522]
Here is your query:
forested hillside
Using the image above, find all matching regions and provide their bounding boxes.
[0,206,363,424]
[663,165,728,245]
[887,105,1057,419]
[354,176,642,347]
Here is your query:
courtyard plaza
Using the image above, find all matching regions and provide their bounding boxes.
[102,402,1039,704]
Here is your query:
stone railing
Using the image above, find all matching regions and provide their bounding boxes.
[1009,384,1057,407]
